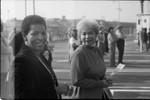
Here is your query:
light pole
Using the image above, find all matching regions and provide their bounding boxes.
[112,1,122,24]
[33,0,35,15]
[25,0,27,17]
[118,1,121,24]
[118,2,120,23]
[7,10,10,20]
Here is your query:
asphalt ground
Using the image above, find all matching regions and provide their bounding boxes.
[1,39,149,99]
[51,39,150,99]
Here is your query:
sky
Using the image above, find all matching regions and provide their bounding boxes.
[1,0,150,23]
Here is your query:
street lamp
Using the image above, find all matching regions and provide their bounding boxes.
[25,0,27,17]
[7,10,10,20]
[33,0,35,15]
[112,1,122,23]
[117,1,122,24]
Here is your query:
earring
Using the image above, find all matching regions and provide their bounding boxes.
[24,38,27,41]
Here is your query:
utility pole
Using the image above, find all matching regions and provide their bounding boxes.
[148,1,150,14]
[112,0,121,23]
[25,0,27,17]
[33,0,35,15]
[8,10,10,20]
[118,1,120,24]
[140,0,144,14]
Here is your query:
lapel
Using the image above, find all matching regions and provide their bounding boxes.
[19,44,50,75]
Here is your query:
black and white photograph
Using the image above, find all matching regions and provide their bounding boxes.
[1,0,150,99]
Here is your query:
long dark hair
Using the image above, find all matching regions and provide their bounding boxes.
[108,27,114,33]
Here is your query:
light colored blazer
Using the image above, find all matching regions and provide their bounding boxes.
[1,35,14,73]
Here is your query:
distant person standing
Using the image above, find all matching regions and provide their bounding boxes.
[137,31,140,46]
[68,28,80,61]
[139,28,144,52]
[97,26,105,55]
[115,25,126,64]
[148,28,150,50]
[8,28,17,45]
[108,27,117,67]
[67,28,72,40]
[143,28,148,52]
[104,29,109,53]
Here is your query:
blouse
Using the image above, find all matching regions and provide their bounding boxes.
[70,45,106,99]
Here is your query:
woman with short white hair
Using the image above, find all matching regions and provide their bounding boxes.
[70,19,113,99]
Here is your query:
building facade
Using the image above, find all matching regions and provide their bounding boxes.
[136,14,150,33]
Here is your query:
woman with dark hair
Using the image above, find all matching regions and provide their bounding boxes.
[97,26,106,56]
[9,31,24,56]
[108,27,117,67]
[7,15,73,99]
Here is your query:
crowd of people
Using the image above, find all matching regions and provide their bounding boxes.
[68,23,127,67]
[137,27,150,53]
[1,14,150,99]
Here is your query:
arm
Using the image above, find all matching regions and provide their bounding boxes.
[14,57,36,99]
[1,39,13,54]
[70,52,108,89]
[107,34,113,43]
[121,31,126,39]
[69,38,78,50]
[72,43,78,50]
[116,30,126,39]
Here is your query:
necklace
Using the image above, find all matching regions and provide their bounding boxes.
[37,56,57,86]
[38,56,61,99]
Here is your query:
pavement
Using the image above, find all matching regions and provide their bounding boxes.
[1,39,149,99]
[52,40,150,99]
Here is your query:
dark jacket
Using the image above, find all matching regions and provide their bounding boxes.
[14,44,59,99]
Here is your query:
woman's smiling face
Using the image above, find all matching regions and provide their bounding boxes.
[25,24,47,52]
[80,27,97,46]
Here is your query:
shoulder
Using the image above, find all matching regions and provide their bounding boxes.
[15,52,30,64]
[71,45,84,58]
[107,33,111,37]
[95,46,102,53]
[115,30,119,33]
[95,46,104,57]
[74,45,84,53]
[69,37,74,43]
[15,47,37,65]
[14,52,38,74]
[69,37,73,41]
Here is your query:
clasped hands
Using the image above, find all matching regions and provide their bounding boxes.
[55,82,74,96]
[103,76,113,88]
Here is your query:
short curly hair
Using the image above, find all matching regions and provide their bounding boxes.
[21,15,46,38]
[108,27,114,33]
[76,18,99,37]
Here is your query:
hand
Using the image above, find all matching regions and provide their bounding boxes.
[48,44,54,51]
[106,78,113,85]
[43,51,49,60]
[105,76,113,85]
[103,79,113,88]
[55,82,69,95]
[64,85,74,96]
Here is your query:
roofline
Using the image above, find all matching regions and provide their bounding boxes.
[136,14,150,16]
